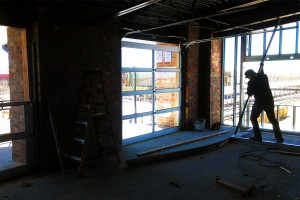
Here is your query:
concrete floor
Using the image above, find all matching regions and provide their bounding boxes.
[0,127,299,200]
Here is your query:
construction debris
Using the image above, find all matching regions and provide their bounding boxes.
[126,138,230,166]
[280,166,291,174]
[216,177,254,196]
[137,131,229,157]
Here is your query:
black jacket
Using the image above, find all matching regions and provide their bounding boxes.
[247,71,273,103]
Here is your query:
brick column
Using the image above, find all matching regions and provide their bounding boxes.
[210,40,222,126]
[198,31,222,129]
[7,27,28,164]
[184,25,199,129]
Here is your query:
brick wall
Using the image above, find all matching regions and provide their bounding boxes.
[7,28,27,164]
[184,25,200,129]
[34,5,122,171]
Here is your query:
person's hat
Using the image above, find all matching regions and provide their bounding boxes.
[244,69,256,78]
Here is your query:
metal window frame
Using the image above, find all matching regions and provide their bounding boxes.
[121,40,182,144]
[223,21,300,130]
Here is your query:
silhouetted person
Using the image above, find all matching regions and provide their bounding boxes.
[244,67,284,143]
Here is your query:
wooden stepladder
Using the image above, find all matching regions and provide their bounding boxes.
[64,69,120,177]
[48,105,66,174]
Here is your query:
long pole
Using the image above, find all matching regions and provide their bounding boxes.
[234,17,282,135]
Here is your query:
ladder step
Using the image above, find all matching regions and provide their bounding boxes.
[93,112,106,116]
[98,131,113,136]
[72,138,85,144]
[64,154,82,162]
[65,69,120,177]
[78,104,90,109]
[75,121,88,126]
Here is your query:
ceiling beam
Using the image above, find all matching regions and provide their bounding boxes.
[84,0,164,26]
[218,0,269,13]
[124,6,255,36]
[214,12,300,34]
[116,0,164,16]
[212,0,300,37]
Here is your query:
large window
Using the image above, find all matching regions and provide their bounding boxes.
[223,22,300,132]
[122,39,181,145]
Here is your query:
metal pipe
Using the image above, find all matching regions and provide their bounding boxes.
[117,0,164,16]
[214,12,300,34]
[125,7,255,36]
[293,106,296,130]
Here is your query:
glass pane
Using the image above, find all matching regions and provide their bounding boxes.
[0,26,9,102]
[0,105,10,134]
[223,37,235,126]
[122,72,135,91]
[0,139,26,171]
[156,72,179,89]
[136,72,152,91]
[251,33,264,56]
[122,72,153,91]
[122,94,153,115]
[243,60,300,132]
[246,35,250,56]
[0,75,9,101]
[155,92,179,110]
[282,22,297,28]
[296,107,300,131]
[136,94,153,113]
[272,105,293,131]
[0,105,25,135]
[282,28,296,54]
[298,23,300,53]
[122,116,153,139]
[236,37,241,127]
[155,51,179,68]
[266,29,279,55]
[224,38,235,75]
[122,95,134,115]
[122,47,152,68]
[155,111,179,131]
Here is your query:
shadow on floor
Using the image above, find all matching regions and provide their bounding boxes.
[0,126,299,200]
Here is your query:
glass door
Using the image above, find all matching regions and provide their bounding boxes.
[0,26,35,181]
[121,39,181,145]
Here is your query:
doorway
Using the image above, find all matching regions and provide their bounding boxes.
[0,26,35,181]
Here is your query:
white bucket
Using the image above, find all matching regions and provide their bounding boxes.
[194,119,206,131]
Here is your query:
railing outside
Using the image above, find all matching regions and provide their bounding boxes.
[224,90,300,133]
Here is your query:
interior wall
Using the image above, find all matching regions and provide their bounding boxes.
[33,4,122,171]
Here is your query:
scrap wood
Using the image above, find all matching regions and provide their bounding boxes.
[216,177,254,196]
[217,138,231,148]
[280,166,292,174]
[137,131,229,157]
[126,139,229,166]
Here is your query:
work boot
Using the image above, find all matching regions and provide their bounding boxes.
[249,136,262,142]
[277,138,284,143]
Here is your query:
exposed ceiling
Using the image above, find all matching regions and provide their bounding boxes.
[1,1,298,43]
[82,0,300,43]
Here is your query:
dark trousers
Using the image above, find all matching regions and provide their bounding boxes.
[250,101,283,140]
